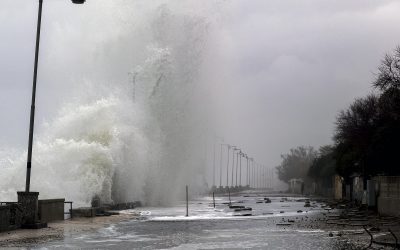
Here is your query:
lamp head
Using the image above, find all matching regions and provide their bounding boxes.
[72,0,85,4]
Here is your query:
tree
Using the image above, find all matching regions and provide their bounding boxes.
[334,46,400,179]
[276,146,317,183]
[369,46,400,175]
[333,95,380,178]
[373,46,400,91]
[369,87,400,175]
[308,145,336,188]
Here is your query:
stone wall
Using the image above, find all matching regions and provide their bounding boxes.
[352,176,364,204]
[374,176,400,217]
[333,175,343,200]
[38,199,65,223]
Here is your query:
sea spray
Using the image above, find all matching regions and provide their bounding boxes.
[0,0,217,206]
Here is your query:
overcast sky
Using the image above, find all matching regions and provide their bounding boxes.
[1,0,400,171]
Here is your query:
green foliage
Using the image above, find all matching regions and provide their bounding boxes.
[276,146,317,183]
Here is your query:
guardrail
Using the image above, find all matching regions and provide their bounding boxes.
[64,201,73,219]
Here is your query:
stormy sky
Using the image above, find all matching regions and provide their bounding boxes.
[1,0,400,172]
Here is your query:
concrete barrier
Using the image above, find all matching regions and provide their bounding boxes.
[38,199,65,223]
[71,207,96,218]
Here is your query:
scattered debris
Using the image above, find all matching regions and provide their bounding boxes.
[276,223,292,226]
[234,207,252,212]
[229,205,245,209]
[234,213,252,217]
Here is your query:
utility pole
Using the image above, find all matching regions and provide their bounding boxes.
[219,144,223,188]
[212,139,216,189]
[239,153,242,187]
[223,144,232,188]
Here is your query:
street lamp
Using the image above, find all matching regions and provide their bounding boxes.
[239,153,246,188]
[219,143,230,190]
[244,154,249,188]
[232,148,239,188]
[235,150,240,187]
[212,135,223,191]
[20,0,86,226]
[226,145,235,188]
[231,147,238,188]
[219,144,224,189]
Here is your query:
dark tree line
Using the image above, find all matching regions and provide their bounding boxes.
[308,145,335,188]
[334,46,400,179]
[276,146,317,183]
[277,47,400,185]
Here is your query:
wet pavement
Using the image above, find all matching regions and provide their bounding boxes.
[0,193,393,249]
[11,193,394,249]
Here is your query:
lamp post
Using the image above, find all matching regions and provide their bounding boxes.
[231,147,239,188]
[245,155,249,188]
[219,143,225,189]
[212,139,216,190]
[253,161,256,189]
[220,144,230,190]
[239,153,244,188]
[263,166,266,189]
[247,157,251,188]
[20,0,86,226]
[249,158,253,188]
[235,150,240,188]
[225,145,234,188]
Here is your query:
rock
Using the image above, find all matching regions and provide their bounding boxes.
[276,223,292,226]
[264,198,271,203]
[328,232,333,237]
[234,207,252,212]
[229,205,245,209]
[297,210,303,213]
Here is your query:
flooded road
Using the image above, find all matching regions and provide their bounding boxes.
[36,194,365,249]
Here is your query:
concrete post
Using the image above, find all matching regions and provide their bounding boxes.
[212,192,215,208]
[17,192,39,225]
[185,185,189,217]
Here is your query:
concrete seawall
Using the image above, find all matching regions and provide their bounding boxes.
[38,199,65,223]
[0,205,10,232]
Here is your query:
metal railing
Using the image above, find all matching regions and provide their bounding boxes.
[64,201,73,219]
